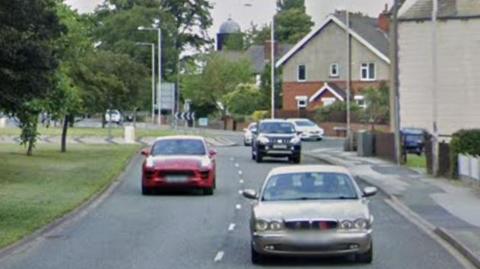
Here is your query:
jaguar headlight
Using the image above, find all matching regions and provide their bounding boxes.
[354,218,369,230]
[255,219,269,231]
[340,220,354,230]
[269,221,283,231]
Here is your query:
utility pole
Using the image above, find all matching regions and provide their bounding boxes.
[391,0,402,165]
[271,17,275,119]
[345,10,352,150]
[157,22,162,126]
[135,42,156,124]
[431,0,439,175]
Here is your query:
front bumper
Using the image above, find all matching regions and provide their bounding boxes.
[252,231,372,256]
[299,132,324,140]
[257,144,301,157]
[142,169,214,189]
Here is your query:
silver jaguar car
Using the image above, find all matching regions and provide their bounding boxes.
[243,165,377,264]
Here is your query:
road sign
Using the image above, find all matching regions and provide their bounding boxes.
[160,83,175,111]
[175,112,196,121]
[198,118,208,127]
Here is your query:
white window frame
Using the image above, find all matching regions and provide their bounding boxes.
[354,95,367,109]
[297,64,307,82]
[321,97,336,107]
[360,63,376,81]
[329,63,339,77]
[295,96,308,109]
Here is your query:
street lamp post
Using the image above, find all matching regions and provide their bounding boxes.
[271,18,275,119]
[138,21,162,127]
[431,0,439,175]
[345,10,352,149]
[136,42,156,124]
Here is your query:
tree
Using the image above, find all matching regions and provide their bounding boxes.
[364,85,390,129]
[225,84,262,116]
[275,0,313,44]
[0,0,65,155]
[94,0,213,80]
[49,1,94,152]
[181,54,253,117]
[70,50,149,124]
[244,23,271,47]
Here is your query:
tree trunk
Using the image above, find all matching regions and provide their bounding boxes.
[27,139,34,156]
[61,115,69,153]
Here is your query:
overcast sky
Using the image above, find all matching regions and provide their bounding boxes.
[66,0,394,38]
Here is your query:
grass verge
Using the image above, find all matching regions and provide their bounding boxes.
[0,144,139,249]
[406,154,427,169]
[0,127,175,138]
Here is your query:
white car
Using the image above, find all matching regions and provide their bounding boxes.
[288,118,324,141]
[105,109,123,124]
[243,122,257,146]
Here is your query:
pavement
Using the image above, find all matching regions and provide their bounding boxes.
[0,133,473,269]
[305,146,480,268]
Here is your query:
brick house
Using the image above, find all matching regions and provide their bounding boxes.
[276,10,391,111]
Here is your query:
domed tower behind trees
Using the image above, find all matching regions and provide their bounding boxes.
[217,17,243,51]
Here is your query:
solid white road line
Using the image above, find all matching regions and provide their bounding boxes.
[214,251,224,262]
[228,223,236,231]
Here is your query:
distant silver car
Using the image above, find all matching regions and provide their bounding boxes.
[243,165,377,264]
[287,118,324,141]
[243,122,257,146]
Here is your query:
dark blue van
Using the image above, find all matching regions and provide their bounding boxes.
[401,128,426,155]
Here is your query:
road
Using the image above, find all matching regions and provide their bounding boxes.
[0,137,466,269]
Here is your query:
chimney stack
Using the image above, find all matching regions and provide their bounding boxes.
[378,4,390,33]
[264,40,279,62]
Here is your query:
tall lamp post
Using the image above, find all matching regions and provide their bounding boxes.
[271,17,275,119]
[136,42,156,124]
[138,20,162,126]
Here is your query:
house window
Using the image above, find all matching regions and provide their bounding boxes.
[295,96,308,109]
[330,63,339,77]
[321,97,336,107]
[361,63,376,81]
[354,95,366,108]
[297,65,306,81]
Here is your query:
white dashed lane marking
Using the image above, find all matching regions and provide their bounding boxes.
[238,170,243,176]
[214,251,224,262]
[235,163,239,168]
[228,223,236,231]
[236,204,242,210]
[239,179,244,184]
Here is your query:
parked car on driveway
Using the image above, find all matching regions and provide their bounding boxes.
[242,165,377,264]
[141,136,217,195]
[401,128,425,155]
[243,122,257,146]
[252,119,302,163]
[287,118,324,141]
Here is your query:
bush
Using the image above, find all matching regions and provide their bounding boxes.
[449,129,480,178]
[252,110,269,121]
[314,102,364,123]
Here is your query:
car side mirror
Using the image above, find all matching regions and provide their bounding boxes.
[209,149,217,158]
[363,186,378,197]
[297,131,302,135]
[242,189,258,200]
[140,148,150,156]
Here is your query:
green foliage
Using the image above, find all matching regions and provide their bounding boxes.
[225,84,262,115]
[0,0,66,155]
[223,34,245,51]
[181,54,253,116]
[275,0,313,44]
[450,129,480,178]
[70,50,149,115]
[363,85,390,126]
[252,110,270,121]
[245,23,271,46]
[315,101,363,122]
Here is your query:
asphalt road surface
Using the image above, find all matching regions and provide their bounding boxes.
[0,140,466,269]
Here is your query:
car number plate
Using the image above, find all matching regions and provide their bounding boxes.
[165,175,189,183]
[273,144,288,149]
